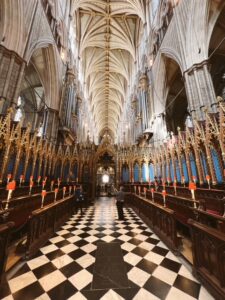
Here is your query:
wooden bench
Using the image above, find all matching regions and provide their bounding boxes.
[0,185,43,201]
[125,193,181,252]
[0,222,14,285]
[0,189,70,229]
[131,186,225,233]
[26,195,76,258]
[188,219,225,300]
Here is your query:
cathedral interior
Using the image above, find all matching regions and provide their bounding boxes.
[0,0,225,299]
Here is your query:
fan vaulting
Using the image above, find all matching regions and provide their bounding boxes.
[71,0,145,141]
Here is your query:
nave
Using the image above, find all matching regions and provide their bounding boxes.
[1,198,213,300]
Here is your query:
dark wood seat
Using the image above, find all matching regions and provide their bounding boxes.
[26,194,77,258]
[0,222,14,285]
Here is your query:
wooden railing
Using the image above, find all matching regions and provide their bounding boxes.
[126,193,181,252]
[124,184,225,233]
[188,219,225,300]
[0,222,14,285]
[126,184,225,212]
[26,195,75,258]
[0,185,43,201]
[0,189,70,229]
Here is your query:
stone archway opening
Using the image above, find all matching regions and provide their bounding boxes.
[95,151,116,197]
[16,47,52,136]
[164,56,188,135]
[209,6,225,100]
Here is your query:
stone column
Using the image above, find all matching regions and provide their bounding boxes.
[0,46,26,114]
[184,61,217,120]
[139,74,149,131]
[60,68,76,128]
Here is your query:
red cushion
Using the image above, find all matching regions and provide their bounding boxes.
[206,209,221,216]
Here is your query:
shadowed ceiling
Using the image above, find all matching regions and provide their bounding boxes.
[71,0,145,141]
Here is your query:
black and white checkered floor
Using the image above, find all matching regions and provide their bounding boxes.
[1,198,214,300]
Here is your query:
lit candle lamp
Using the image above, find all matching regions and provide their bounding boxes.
[41,190,47,208]
[51,180,54,191]
[63,186,66,198]
[192,176,196,184]
[5,180,16,209]
[19,174,24,187]
[162,189,167,207]
[144,187,147,198]
[189,181,197,208]
[42,180,46,190]
[151,188,154,202]
[173,181,177,195]
[29,181,33,195]
[7,174,12,184]
[167,178,171,186]
[37,176,41,186]
[58,178,61,188]
[138,186,141,195]
[54,188,58,202]
[206,175,211,189]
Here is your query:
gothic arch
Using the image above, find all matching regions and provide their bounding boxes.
[163,55,188,134]
[160,47,184,73]
[26,45,61,109]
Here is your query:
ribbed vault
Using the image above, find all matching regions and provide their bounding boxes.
[72,0,144,141]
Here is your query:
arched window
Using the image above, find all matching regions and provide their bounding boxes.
[14,96,24,122]
[182,155,189,182]
[37,123,44,137]
[122,165,129,183]
[134,162,139,182]
[170,159,174,181]
[175,159,181,182]
[200,151,208,181]
[211,148,223,183]
[142,163,148,182]
[149,163,154,181]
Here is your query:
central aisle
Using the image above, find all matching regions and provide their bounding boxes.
[4,198,213,300]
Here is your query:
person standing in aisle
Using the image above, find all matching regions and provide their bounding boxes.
[115,186,125,220]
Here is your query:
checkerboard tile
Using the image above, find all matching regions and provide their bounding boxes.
[2,198,214,300]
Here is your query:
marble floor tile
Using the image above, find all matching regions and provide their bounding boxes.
[4,198,214,300]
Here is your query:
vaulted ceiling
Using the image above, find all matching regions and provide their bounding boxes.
[71,0,145,141]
